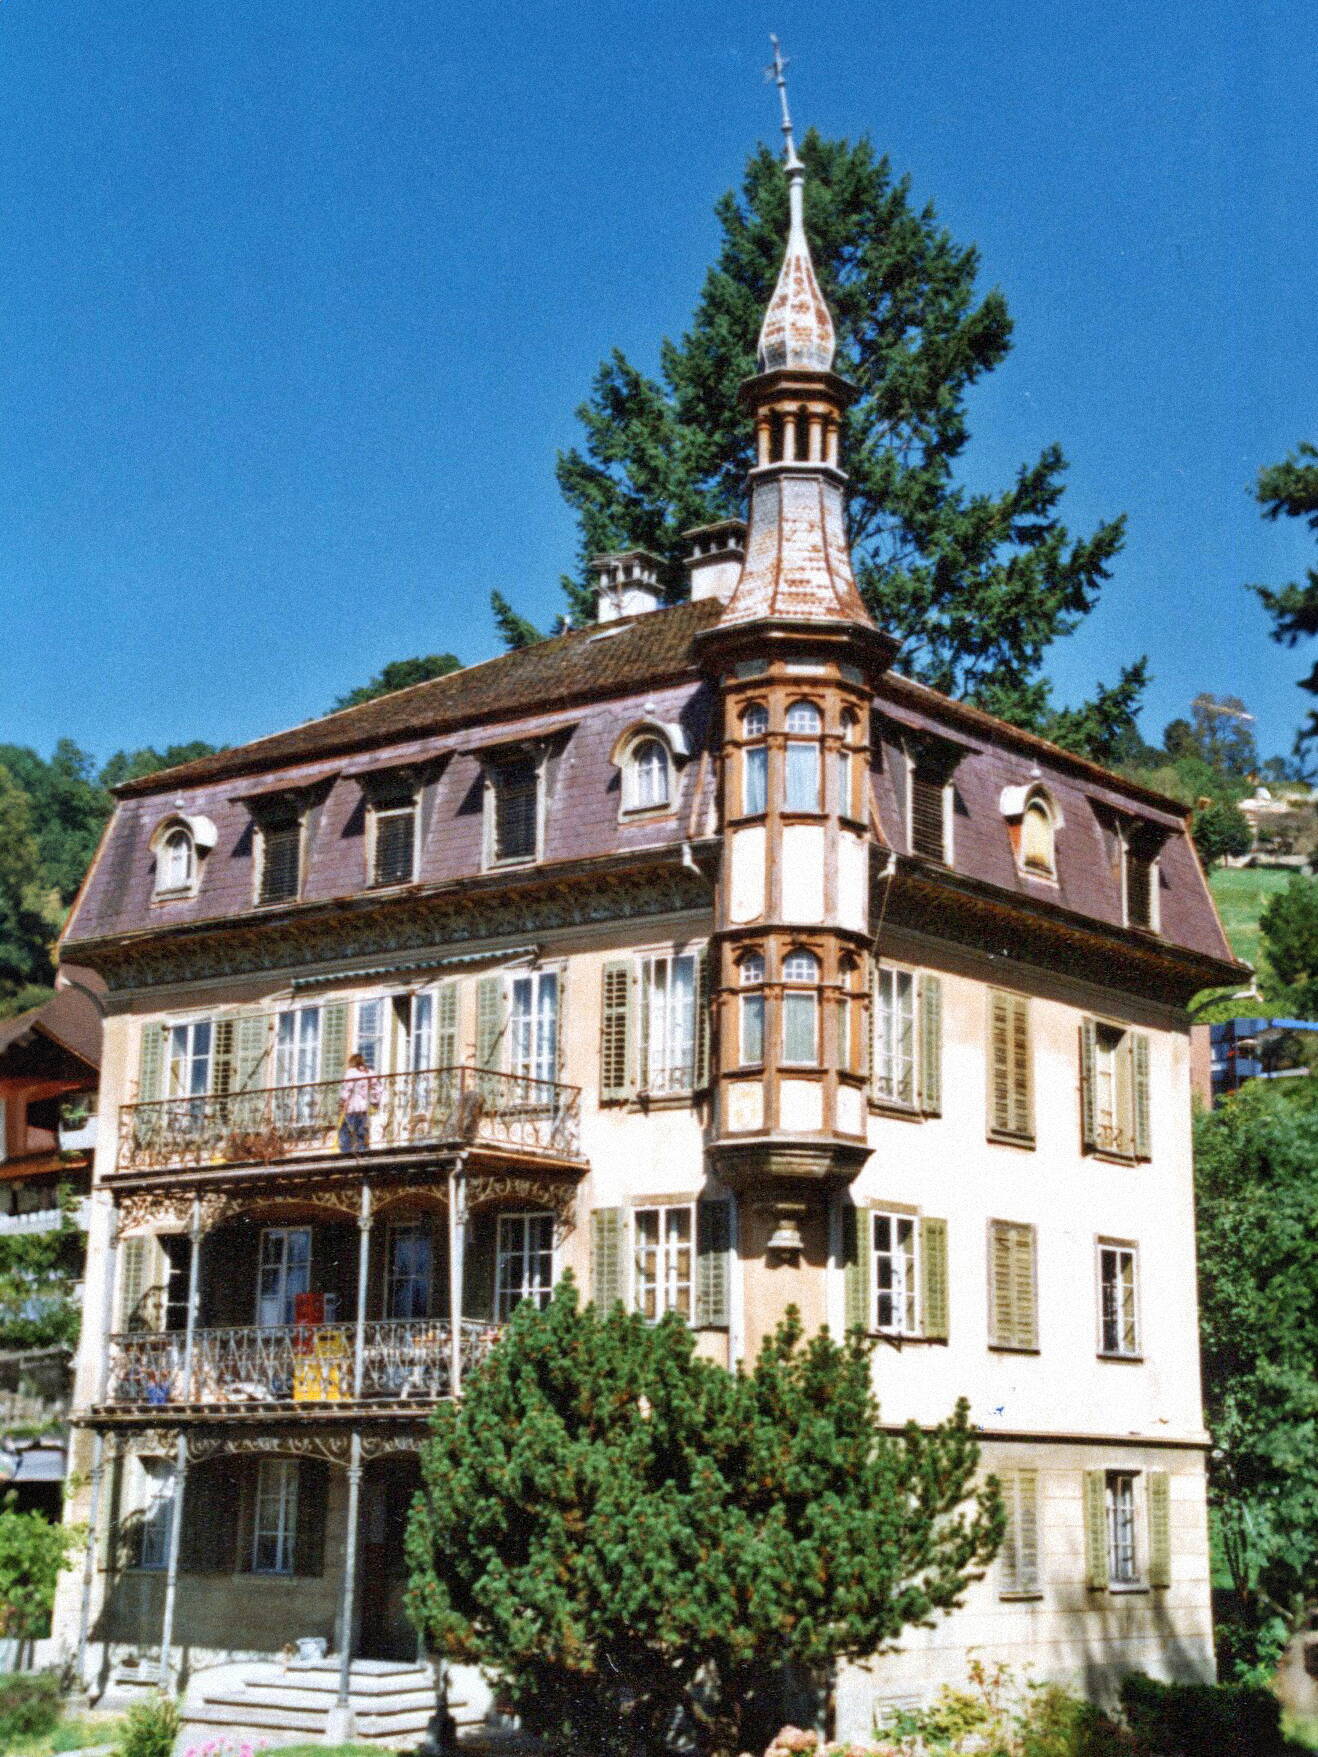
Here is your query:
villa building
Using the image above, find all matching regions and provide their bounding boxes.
[51,105,1242,1745]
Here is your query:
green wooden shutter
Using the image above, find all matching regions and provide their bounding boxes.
[462,1213,498,1322]
[1132,1033,1151,1160]
[918,975,942,1115]
[695,1198,731,1328]
[590,1207,624,1310]
[599,961,634,1102]
[320,1003,349,1084]
[1080,1018,1098,1150]
[1147,1470,1171,1587]
[989,992,1012,1137]
[212,1019,236,1096]
[552,968,565,1078]
[1010,995,1034,1140]
[180,1458,240,1573]
[138,1023,166,1103]
[919,1216,949,1341]
[118,1237,147,1330]
[1084,1470,1109,1590]
[476,977,504,1072]
[989,1220,1036,1349]
[988,1221,1012,1346]
[435,982,459,1069]
[1013,1223,1038,1349]
[293,1459,329,1577]
[694,949,711,1089]
[843,1204,872,1334]
[1001,1469,1040,1594]
[234,1013,270,1091]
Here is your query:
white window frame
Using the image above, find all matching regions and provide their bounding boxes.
[1019,793,1057,879]
[354,997,386,1073]
[157,827,196,896]
[1121,832,1161,932]
[623,735,673,815]
[494,1211,555,1319]
[1097,1240,1141,1359]
[252,1458,299,1576]
[873,966,916,1107]
[166,1019,213,1101]
[638,952,698,1095]
[781,949,820,1067]
[871,1209,919,1336]
[1105,1470,1141,1587]
[484,751,543,868]
[633,1202,694,1322]
[507,971,559,1087]
[256,1226,312,1329]
[739,953,765,1066]
[370,798,418,888]
[274,1005,322,1088]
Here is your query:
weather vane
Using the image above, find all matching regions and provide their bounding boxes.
[766,35,801,168]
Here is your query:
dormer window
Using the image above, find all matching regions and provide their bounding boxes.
[784,700,823,813]
[1021,798,1055,877]
[371,788,418,887]
[488,754,540,865]
[1124,834,1161,932]
[258,810,302,905]
[630,739,670,810]
[149,813,216,899]
[907,741,961,864]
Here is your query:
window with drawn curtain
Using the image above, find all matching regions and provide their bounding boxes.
[739,952,765,1066]
[784,700,822,812]
[741,703,769,816]
[161,828,194,892]
[781,949,820,1065]
[627,737,671,812]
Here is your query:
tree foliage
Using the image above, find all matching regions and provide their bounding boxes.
[0,1189,84,1353]
[0,765,63,1007]
[407,1281,1002,1757]
[332,653,462,711]
[532,134,1138,757]
[1196,1079,1318,1678]
[1259,875,1318,1017]
[1192,801,1253,868]
[1253,442,1318,758]
[0,1497,84,1640]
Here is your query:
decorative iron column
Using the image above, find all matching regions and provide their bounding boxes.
[334,1183,374,1723]
[447,1154,468,1399]
[158,1199,203,1695]
[76,1192,121,1688]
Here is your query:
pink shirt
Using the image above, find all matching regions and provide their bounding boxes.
[339,1067,382,1113]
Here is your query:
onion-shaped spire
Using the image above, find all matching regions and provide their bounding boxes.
[756,37,835,373]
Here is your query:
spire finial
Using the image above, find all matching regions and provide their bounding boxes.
[767,35,802,171]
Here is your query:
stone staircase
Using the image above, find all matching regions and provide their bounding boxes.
[183,1656,448,1746]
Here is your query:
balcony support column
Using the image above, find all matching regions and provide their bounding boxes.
[77,1193,121,1689]
[352,1184,372,1399]
[159,1199,202,1696]
[332,1431,364,1732]
[448,1155,468,1399]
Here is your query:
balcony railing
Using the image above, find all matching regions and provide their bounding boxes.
[103,1317,502,1409]
[117,1064,582,1175]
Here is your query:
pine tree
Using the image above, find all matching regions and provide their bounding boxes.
[524,134,1138,755]
[1253,442,1318,759]
[407,1280,1002,1757]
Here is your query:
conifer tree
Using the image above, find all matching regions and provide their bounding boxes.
[407,1281,1002,1757]
[508,135,1141,755]
[1253,441,1318,759]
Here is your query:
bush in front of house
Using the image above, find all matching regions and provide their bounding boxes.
[0,1670,63,1745]
[116,1692,181,1757]
[1118,1672,1306,1755]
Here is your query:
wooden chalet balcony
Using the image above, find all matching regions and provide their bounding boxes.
[103,1316,501,1411]
[116,1065,583,1176]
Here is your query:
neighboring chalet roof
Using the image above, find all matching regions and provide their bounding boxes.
[0,988,100,1075]
[60,597,1240,988]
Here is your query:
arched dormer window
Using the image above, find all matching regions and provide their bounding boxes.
[782,947,821,1065]
[1000,783,1062,882]
[785,700,823,813]
[738,950,766,1066]
[613,723,687,818]
[741,703,769,816]
[148,813,217,899]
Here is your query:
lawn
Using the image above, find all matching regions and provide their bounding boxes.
[1209,863,1295,975]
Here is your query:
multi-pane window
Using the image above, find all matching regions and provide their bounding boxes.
[495,1212,554,1319]
[837,955,861,1073]
[258,814,301,905]
[136,1458,176,1570]
[252,1458,299,1575]
[739,953,765,1065]
[274,1006,321,1089]
[1106,1472,1139,1586]
[837,710,860,819]
[355,998,385,1072]
[373,801,417,886]
[387,1225,432,1319]
[508,972,558,1086]
[167,1020,212,1100]
[640,954,697,1094]
[782,949,820,1064]
[874,968,915,1105]
[784,700,823,812]
[999,1469,1041,1596]
[627,739,671,811]
[634,1204,693,1321]
[257,1227,311,1328]
[489,757,539,863]
[873,1211,918,1335]
[160,828,194,893]
[1081,1019,1151,1160]
[988,1219,1038,1351]
[1098,1243,1139,1357]
[742,704,768,815]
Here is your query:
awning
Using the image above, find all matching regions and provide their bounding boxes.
[291,947,538,993]
[0,1445,66,1484]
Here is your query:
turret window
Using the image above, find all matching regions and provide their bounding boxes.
[738,952,766,1066]
[741,704,769,816]
[838,710,860,819]
[782,949,820,1065]
[785,700,823,813]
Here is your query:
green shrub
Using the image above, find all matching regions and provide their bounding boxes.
[0,1670,63,1745]
[116,1693,180,1757]
[1118,1673,1301,1755]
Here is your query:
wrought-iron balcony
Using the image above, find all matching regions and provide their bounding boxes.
[116,1065,582,1176]
[102,1316,501,1410]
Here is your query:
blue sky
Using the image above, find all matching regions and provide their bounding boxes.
[2,0,1314,766]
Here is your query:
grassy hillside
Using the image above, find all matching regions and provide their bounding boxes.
[1208,865,1293,974]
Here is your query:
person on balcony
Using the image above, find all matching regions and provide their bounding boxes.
[338,1053,382,1153]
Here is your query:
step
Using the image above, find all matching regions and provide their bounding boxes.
[186,1703,329,1733]
[221,1683,437,1714]
[284,1655,425,1677]
[356,1709,439,1736]
[255,1667,437,1697]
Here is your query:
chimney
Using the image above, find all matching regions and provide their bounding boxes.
[592,550,664,623]
[683,520,746,603]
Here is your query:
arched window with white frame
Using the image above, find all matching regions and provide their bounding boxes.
[627,737,671,812]
[1020,794,1056,878]
[784,700,823,813]
[782,947,821,1065]
[741,703,769,816]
